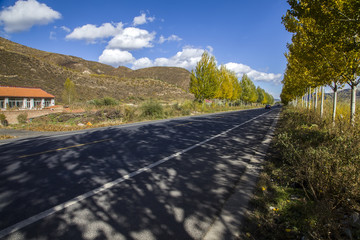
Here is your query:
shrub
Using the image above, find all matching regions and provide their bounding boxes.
[102,97,118,106]
[123,105,137,122]
[0,113,8,126]
[271,106,360,238]
[17,113,28,124]
[182,100,195,112]
[140,100,164,119]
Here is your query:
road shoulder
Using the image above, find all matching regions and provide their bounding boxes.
[203,110,279,240]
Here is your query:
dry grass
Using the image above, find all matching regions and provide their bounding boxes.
[12,101,264,132]
[240,106,360,240]
[0,134,16,140]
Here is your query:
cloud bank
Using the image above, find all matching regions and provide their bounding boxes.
[0,0,61,33]
[133,13,155,26]
[65,12,281,84]
[225,62,282,83]
[107,27,155,50]
[66,22,123,43]
[159,34,182,44]
[99,49,135,66]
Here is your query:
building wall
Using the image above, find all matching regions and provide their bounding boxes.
[0,97,55,110]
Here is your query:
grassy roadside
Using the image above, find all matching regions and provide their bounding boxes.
[3,100,262,132]
[239,106,360,240]
[0,134,16,140]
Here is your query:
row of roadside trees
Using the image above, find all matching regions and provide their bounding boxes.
[190,52,274,105]
[281,0,360,124]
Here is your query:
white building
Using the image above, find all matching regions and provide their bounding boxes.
[0,86,55,110]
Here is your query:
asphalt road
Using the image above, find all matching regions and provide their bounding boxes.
[0,107,280,240]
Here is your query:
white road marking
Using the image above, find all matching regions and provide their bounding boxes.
[0,110,271,238]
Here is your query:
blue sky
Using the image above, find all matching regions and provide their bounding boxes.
[0,0,292,99]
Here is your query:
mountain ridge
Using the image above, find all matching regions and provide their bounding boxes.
[0,37,193,102]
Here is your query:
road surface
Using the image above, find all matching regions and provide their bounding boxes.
[0,108,280,239]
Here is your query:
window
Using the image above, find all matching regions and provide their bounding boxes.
[27,99,32,109]
[34,98,42,108]
[8,98,23,108]
[0,98,4,109]
[44,99,52,107]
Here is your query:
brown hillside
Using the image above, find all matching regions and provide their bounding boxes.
[127,67,191,91]
[0,37,193,102]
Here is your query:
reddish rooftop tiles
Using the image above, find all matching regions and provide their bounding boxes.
[0,86,55,98]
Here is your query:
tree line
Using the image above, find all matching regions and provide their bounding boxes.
[190,52,274,105]
[281,0,360,124]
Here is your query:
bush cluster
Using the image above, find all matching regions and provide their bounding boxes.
[272,107,360,238]
[17,113,28,124]
[140,100,164,119]
[0,113,8,126]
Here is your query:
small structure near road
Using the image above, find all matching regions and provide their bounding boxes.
[0,86,55,110]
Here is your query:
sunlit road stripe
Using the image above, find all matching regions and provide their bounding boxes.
[18,138,112,159]
[0,110,272,239]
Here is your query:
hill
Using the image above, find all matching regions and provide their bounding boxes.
[325,88,360,102]
[0,37,193,102]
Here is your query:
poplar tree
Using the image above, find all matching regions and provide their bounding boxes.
[62,78,76,105]
[240,74,258,103]
[189,52,218,101]
[230,71,241,101]
[215,66,233,100]
[256,87,265,104]
[283,0,360,123]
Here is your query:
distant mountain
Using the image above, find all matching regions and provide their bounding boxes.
[325,88,360,102]
[0,37,193,102]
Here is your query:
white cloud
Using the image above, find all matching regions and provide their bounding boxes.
[131,47,205,70]
[132,57,153,69]
[159,34,182,44]
[0,0,61,33]
[49,31,56,40]
[66,22,123,43]
[206,45,214,53]
[99,47,204,70]
[133,13,155,26]
[224,62,282,83]
[107,27,155,50]
[60,26,70,33]
[98,49,135,67]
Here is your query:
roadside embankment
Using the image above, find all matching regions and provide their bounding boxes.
[240,106,360,240]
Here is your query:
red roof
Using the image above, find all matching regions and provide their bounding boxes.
[0,86,55,98]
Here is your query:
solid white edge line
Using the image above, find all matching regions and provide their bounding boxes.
[0,110,272,238]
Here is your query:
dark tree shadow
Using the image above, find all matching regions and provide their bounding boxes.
[0,109,279,239]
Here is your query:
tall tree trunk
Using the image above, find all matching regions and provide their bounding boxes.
[350,84,357,124]
[308,87,311,110]
[302,95,305,108]
[314,87,318,111]
[332,85,338,125]
[320,86,324,118]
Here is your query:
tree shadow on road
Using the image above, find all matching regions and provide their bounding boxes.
[0,109,278,239]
